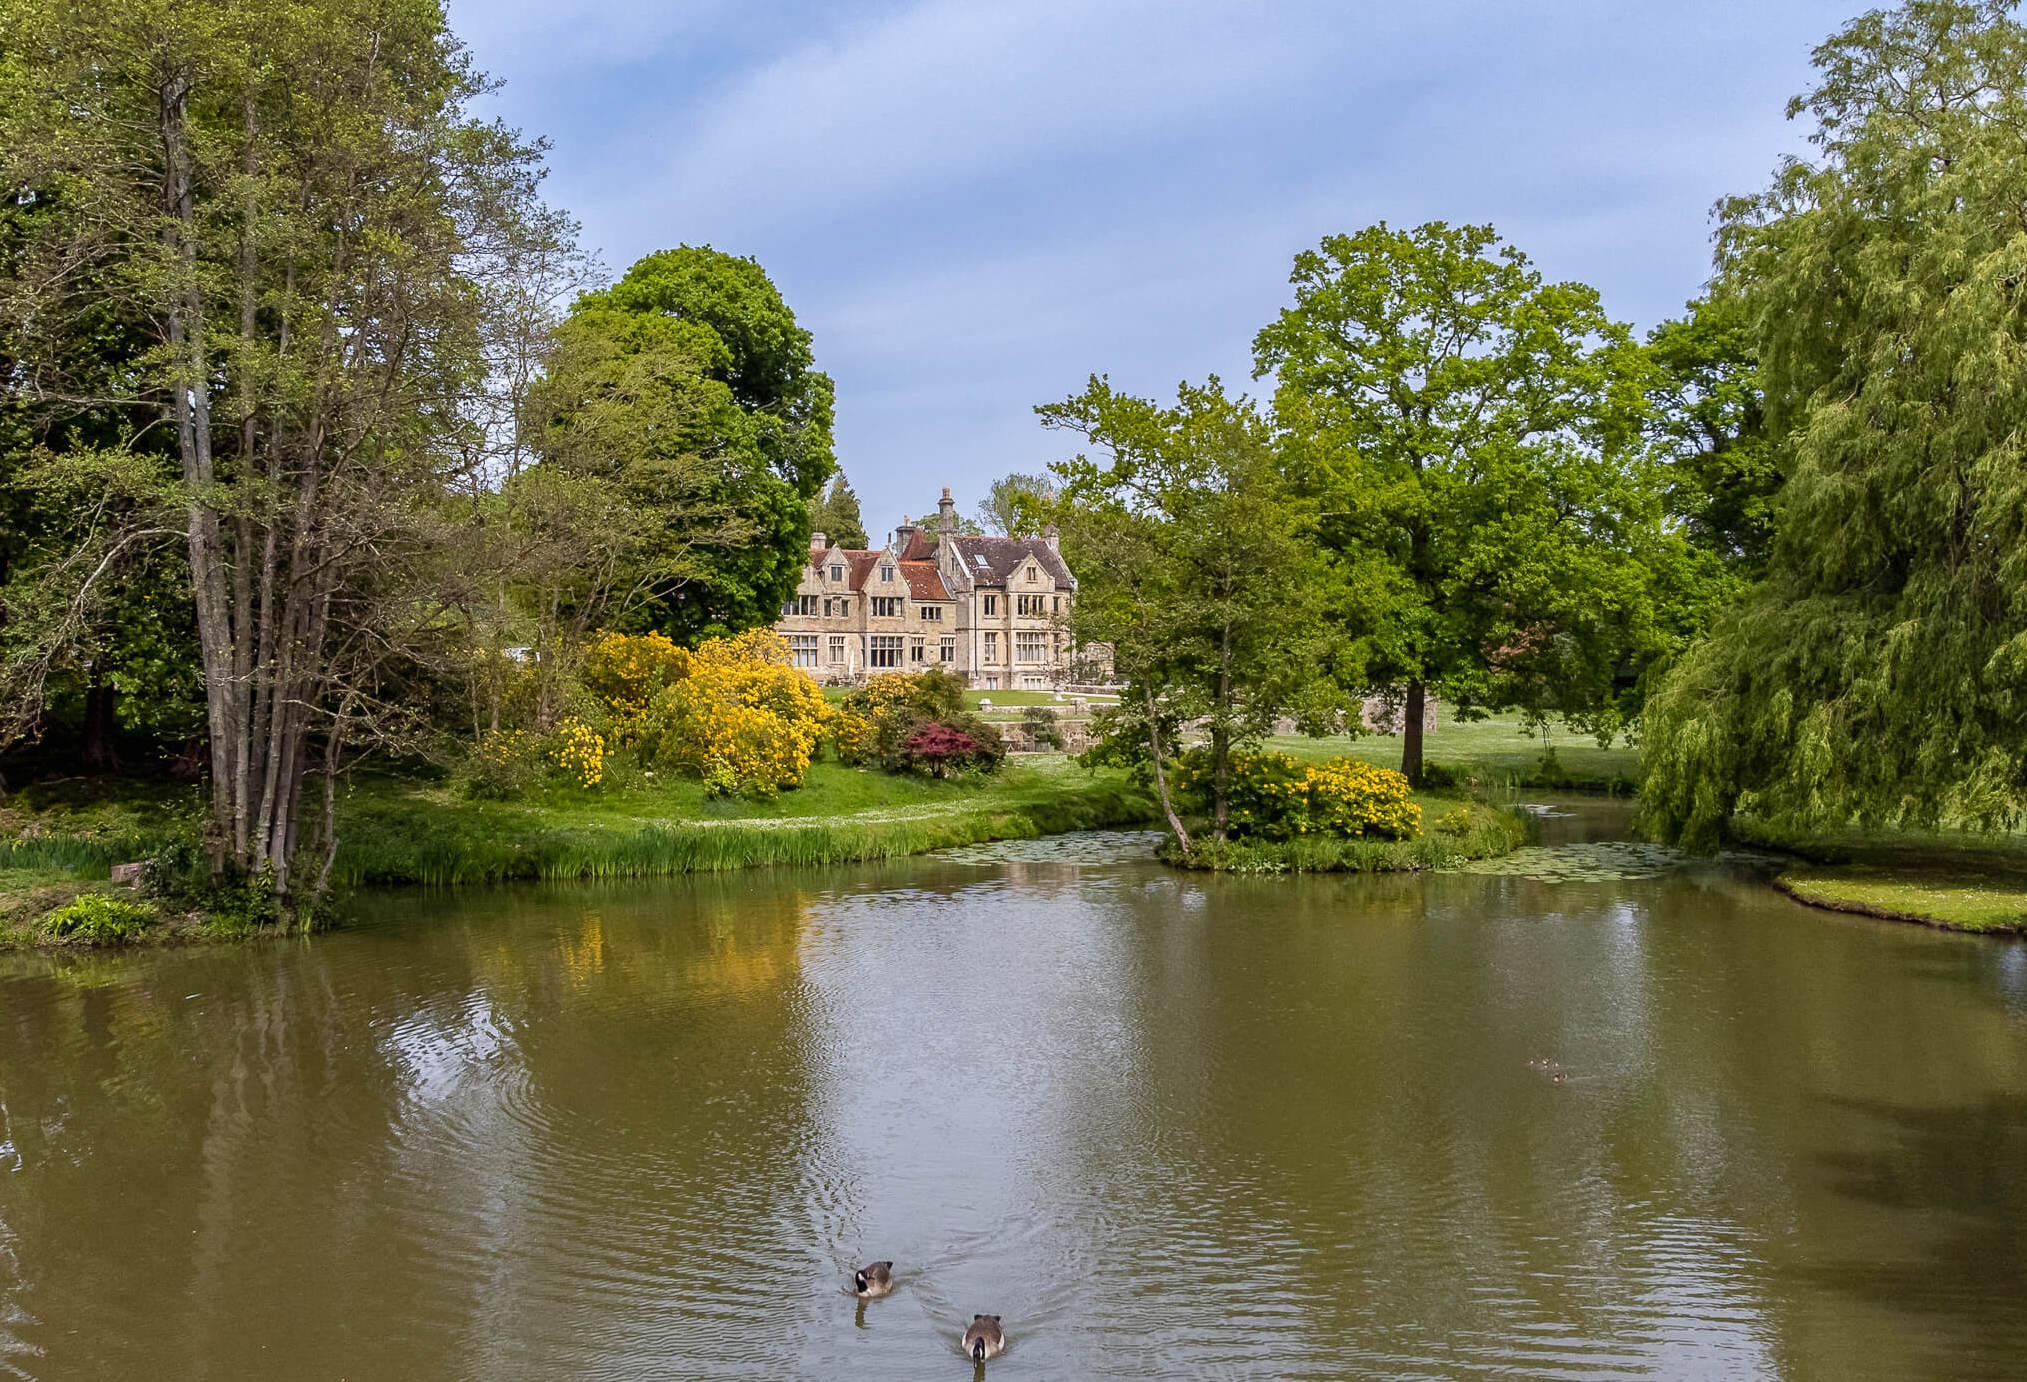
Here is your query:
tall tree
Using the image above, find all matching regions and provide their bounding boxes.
[1042,377,1334,847]
[1645,0,2027,846]
[582,246,835,638]
[0,0,567,896]
[510,303,750,719]
[1646,296,1781,579]
[1254,222,1670,784]
[807,472,870,549]
[978,471,1057,537]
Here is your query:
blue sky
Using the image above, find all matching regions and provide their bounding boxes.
[451,0,1856,533]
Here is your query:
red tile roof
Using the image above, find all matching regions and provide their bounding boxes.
[900,561,949,601]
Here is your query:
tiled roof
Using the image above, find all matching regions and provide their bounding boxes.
[898,529,938,561]
[834,549,883,592]
[900,561,948,601]
[948,535,1073,589]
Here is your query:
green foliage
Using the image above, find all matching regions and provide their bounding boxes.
[1043,377,1339,845]
[1171,747,1420,842]
[1254,221,1692,780]
[1021,705,1066,750]
[567,245,834,641]
[808,472,871,549]
[1645,296,1781,577]
[41,892,151,943]
[834,668,1007,776]
[454,729,553,800]
[979,472,1058,537]
[1646,0,2027,846]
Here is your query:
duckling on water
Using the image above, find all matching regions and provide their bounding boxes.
[963,1315,1004,1361]
[853,1262,894,1298]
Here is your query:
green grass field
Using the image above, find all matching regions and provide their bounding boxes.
[1264,713,1640,791]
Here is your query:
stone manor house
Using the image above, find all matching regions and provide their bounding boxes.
[774,488,1081,689]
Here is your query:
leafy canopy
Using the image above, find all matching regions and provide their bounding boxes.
[1645,0,2027,845]
[1253,221,1689,780]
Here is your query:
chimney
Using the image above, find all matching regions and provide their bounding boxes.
[1044,523,1060,552]
[938,486,956,532]
[894,518,918,557]
[808,531,827,559]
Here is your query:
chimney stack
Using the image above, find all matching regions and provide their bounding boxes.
[1044,523,1060,551]
[938,486,956,532]
[809,531,827,559]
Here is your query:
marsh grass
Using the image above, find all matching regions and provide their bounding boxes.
[331,762,1153,885]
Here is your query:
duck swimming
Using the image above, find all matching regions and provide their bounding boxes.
[853,1262,894,1298]
[962,1315,1004,1361]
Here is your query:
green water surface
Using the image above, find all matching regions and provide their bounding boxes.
[3,807,2025,1379]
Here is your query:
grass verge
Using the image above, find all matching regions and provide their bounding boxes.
[1771,863,2027,934]
[1735,817,2027,934]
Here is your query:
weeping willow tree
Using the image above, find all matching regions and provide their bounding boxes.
[1644,0,2027,846]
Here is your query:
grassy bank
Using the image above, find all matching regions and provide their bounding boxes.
[334,757,1153,886]
[1159,798,1528,874]
[0,758,1155,945]
[1733,818,2027,934]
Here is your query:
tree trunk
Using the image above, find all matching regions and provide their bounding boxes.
[1143,684,1191,852]
[159,63,241,873]
[1402,680,1426,787]
[81,675,118,773]
[1210,725,1230,844]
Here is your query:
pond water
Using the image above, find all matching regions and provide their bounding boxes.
[5,806,2027,1379]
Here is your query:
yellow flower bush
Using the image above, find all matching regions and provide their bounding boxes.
[642,630,831,795]
[581,631,689,746]
[549,717,608,789]
[1173,748,1420,841]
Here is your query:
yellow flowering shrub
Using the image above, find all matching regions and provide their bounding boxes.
[549,717,608,789]
[581,631,689,746]
[642,630,831,794]
[1173,748,1420,841]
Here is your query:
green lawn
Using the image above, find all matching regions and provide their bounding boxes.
[1263,713,1640,790]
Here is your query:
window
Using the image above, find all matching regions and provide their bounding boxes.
[835,597,849,617]
[984,631,999,661]
[881,565,894,582]
[918,604,942,621]
[1026,566,1039,584]
[984,675,1000,690]
[1016,594,1047,617]
[869,635,904,668]
[830,564,843,582]
[823,598,833,617]
[828,636,847,664]
[910,639,925,664]
[872,596,902,618]
[940,638,955,662]
[973,553,989,569]
[1016,632,1047,663]
[983,594,998,617]
[788,635,819,668]
[1053,596,1061,613]
[783,595,818,617]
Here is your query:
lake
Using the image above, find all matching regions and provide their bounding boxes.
[4,806,2027,1379]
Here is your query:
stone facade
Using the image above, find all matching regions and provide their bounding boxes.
[774,488,1081,689]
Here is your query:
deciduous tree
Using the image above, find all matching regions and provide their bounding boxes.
[1254,222,1671,784]
[1042,377,1335,846]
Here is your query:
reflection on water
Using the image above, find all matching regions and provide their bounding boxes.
[3,812,2027,1379]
